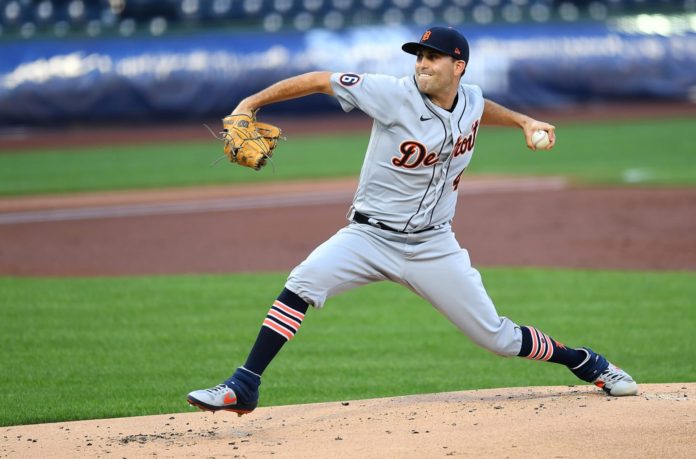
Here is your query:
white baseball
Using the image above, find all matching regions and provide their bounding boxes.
[532,130,551,149]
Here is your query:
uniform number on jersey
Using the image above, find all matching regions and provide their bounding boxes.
[453,168,467,191]
[338,73,361,86]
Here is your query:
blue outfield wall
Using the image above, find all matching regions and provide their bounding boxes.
[1,23,695,125]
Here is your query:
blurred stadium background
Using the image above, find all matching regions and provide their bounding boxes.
[0,0,695,127]
[0,0,694,36]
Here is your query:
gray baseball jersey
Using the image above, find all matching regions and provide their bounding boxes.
[332,72,483,232]
[285,72,522,357]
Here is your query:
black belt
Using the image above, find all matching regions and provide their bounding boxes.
[352,211,436,234]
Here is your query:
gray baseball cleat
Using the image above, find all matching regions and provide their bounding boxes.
[187,383,258,416]
[571,347,638,396]
[591,362,639,396]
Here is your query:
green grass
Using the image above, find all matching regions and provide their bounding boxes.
[1,268,694,426]
[0,117,694,196]
[473,117,695,185]
[0,134,368,196]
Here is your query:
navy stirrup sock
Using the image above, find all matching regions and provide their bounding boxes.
[241,288,309,378]
[225,367,261,400]
[517,326,586,368]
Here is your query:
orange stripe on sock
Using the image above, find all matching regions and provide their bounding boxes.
[274,300,305,321]
[528,327,539,360]
[263,318,294,340]
[540,335,555,361]
[267,309,301,331]
[537,330,548,360]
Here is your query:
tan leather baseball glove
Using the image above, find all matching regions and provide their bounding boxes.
[222,114,282,170]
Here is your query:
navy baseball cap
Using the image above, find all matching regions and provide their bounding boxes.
[402,26,469,62]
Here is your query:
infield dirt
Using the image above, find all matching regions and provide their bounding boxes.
[1,176,696,275]
[2,384,694,458]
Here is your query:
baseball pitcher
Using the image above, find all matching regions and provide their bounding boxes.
[187,26,638,416]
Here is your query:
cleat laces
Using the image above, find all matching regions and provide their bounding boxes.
[205,384,230,395]
[596,364,633,387]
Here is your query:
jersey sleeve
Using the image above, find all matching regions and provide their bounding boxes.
[330,73,405,126]
[466,82,483,99]
[462,82,485,114]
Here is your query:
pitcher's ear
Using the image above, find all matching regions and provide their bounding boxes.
[455,60,467,77]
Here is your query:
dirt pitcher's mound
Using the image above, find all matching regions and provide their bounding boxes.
[2,384,694,458]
